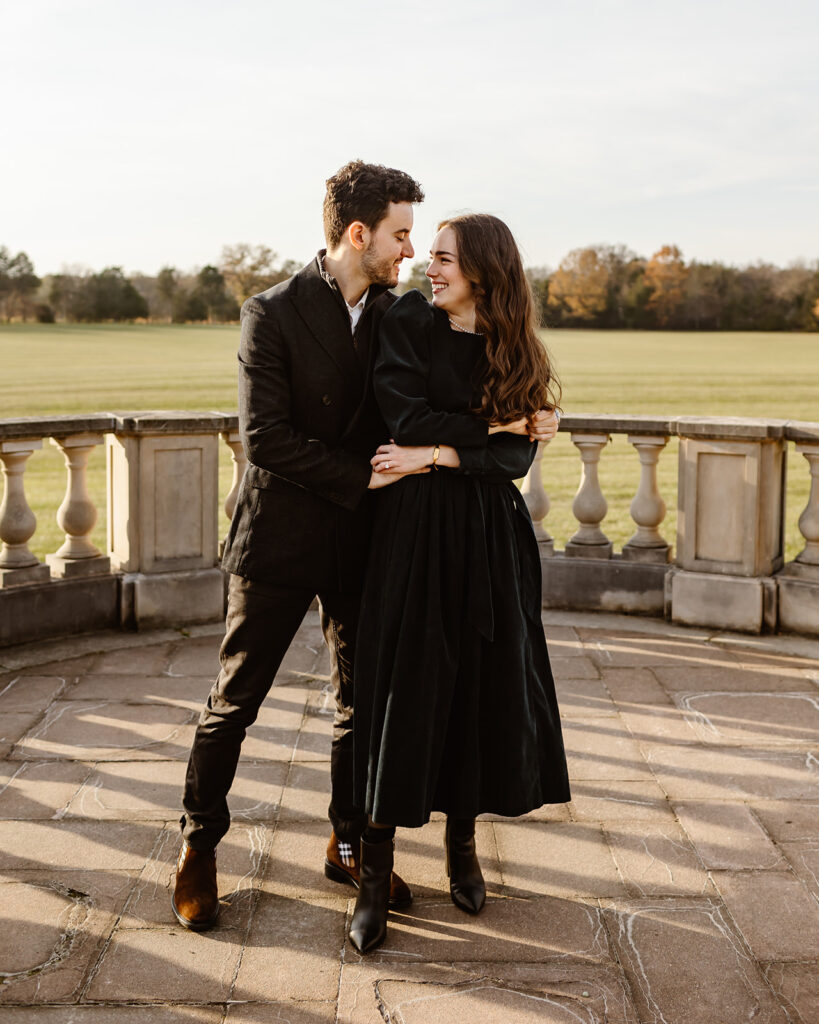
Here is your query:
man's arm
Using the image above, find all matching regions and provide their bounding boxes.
[238,297,371,510]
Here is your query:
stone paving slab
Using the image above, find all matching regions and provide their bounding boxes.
[602,897,790,1024]
[337,960,639,1023]
[0,610,816,1021]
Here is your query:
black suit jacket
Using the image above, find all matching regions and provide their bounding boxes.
[221,257,395,591]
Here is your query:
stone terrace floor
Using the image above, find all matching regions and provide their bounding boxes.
[0,611,818,1024]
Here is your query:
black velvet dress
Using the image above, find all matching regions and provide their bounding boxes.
[353,290,570,828]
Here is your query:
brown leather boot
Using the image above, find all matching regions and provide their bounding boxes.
[324,831,412,908]
[172,842,219,931]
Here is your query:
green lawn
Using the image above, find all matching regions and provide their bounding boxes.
[1,324,816,562]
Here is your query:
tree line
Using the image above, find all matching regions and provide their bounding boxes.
[0,244,298,325]
[2,243,818,331]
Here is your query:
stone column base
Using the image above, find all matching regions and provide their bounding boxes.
[564,541,613,559]
[120,568,225,631]
[621,543,672,564]
[777,575,819,637]
[542,553,668,615]
[670,569,777,633]
[46,554,111,579]
[0,564,51,588]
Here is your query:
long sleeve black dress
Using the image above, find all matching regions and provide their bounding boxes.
[353,290,570,828]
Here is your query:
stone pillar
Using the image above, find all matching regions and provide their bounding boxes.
[521,441,554,555]
[565,433,613,558]
[46,433,111,578]
[671,418,786,633]
[622,435,671,563]
[777,430,819,636]
[107,412,227,629]
[0,439,50,587]
[221,429,247,523]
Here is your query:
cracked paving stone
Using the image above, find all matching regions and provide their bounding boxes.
[224,1002,337,1023]
[0,819,162,871]
[0,760,92,819]
[763,962,819,1024]
[674,802,784,870]
[0,1007,223,1022]
[0,870,135,1004]
[671,691,819,747]
[494,821,626,898]
[232,894,348,1002]
[603,822,713,896]
[567,780,675,825]
[65,760,286,823]
[84,925,243,1002]
[751,800,819,841]
[562,719,653,782]
[710,871,819,961]
[338,960,639,1024]
[603,897,789,1024]
[9,700,199,762]
[641,744,819,800]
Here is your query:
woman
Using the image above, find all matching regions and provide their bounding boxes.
[350,214,571,953]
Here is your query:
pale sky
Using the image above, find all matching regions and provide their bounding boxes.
[2,0,818,277]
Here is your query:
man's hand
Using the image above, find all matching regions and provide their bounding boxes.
[367,464,431,489]
[527,408,560,443]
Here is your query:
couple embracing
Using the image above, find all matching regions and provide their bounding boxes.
[173,160,570,953]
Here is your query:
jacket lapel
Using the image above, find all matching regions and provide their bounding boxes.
[289,260,360,386]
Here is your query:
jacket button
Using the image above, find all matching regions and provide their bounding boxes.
[322,394,332,406]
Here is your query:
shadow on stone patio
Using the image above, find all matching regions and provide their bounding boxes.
[0,609,817,1023]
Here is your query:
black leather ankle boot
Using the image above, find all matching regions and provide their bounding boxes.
[349,837,394,953]
[445,817,486,915]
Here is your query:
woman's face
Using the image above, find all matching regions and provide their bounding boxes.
[426,227,474,318]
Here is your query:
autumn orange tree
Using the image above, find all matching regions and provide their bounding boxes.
[644,245,688,326]
[547,247,610,321]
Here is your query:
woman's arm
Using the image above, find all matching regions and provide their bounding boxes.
[375,293,489,448]
[371,434,537,481]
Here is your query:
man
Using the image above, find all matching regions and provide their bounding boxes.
[173,160,425,929]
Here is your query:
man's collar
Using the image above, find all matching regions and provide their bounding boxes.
[315,249,390,307]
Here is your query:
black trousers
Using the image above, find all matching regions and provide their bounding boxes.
[181,573,365,849]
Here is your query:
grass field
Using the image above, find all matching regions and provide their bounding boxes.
[1,323,817,563]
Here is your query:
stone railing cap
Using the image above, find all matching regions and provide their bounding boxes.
[560,413,674,435]
[0,414,117,441]
[785,420,819,443]
[674,416,787,440]
[110,411,236,434]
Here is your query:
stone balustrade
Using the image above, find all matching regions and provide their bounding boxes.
[1,411,818,645]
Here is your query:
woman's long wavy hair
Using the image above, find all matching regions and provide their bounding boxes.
[439,214,560,422]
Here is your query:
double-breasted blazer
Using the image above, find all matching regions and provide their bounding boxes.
[221,256,396,592]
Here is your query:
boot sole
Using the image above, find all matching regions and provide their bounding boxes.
[172,900,219,931]
[324,860,412,909]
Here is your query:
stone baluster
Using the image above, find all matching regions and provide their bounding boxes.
[46,434,111,578]
[622,435,671,563]
[0,439,51,586]
[221,430,248,522]
[521,440,554,555]
[794,443,819,570]
[565,433,612,557]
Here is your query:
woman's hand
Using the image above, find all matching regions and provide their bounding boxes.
[371,442,434,474]
[527,408,560,442]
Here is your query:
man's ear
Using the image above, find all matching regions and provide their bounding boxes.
[347,221,369,252]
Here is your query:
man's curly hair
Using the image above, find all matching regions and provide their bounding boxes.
[323,160,424,248]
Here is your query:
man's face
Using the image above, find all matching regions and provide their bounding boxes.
[361,202,415,287]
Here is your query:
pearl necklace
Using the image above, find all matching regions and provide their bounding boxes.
[448,316,481,335]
